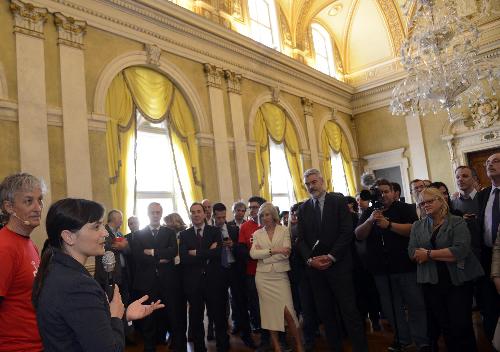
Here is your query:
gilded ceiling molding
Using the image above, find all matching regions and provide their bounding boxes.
[32,0,353,113]
[10,0,48,39]
[376,0,405,56]
[144,43,161,66]
[54,12,87,49]
[295,0,314,51]
[301,97,313,116]
[204,63,224,89]
[224,70,242,94]
[279,6,293,49]
[342,0,360,73]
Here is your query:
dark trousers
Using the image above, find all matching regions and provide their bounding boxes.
[227,266,252,338]
[298,266,319,347]
[307,266,368,352]
[160,267,187,352]
[138,283,168,352]
[422,281,477,351]
[478,247,500,342]
[185,273,229,352]
[353,265,381,324]
[246,275,261,331]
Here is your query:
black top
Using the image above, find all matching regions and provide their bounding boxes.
[36,250,124,352]
[359,201,418,274]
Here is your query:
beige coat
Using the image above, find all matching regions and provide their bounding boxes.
[250,225,291,273]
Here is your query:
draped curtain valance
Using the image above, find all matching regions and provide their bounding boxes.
[105,66,202,232]
[320,121,356,195]
[254,103,308,202]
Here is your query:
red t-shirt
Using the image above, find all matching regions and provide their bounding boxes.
[0,226,43,351]
[238,219,261,276]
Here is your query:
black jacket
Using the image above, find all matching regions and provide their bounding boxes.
[296,192,353,274]
[131,226,178,291]
[36,250,124,352]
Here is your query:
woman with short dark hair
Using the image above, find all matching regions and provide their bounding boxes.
[33,198,164,352]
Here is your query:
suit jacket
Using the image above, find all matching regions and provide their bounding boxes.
[37,250,124,352]
[131,226,178,292]
[477,186,494,273]
[94,225,122,286]
[225,223,248,274]
[179,225,222,291]
[250,225,291,273]
[296,192,353,274]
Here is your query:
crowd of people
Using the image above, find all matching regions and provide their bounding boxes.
[0,151,499,352]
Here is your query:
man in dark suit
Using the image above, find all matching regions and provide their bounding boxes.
[212,202,255,349]
[228,201,247,228]
[296,168,368,352]
[132,202,184,352]
[179,203,228,352]
[476,152,500,344]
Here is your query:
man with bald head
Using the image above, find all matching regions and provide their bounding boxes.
[476,152,500,345]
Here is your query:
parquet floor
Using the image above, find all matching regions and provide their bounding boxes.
[126,312,494,351]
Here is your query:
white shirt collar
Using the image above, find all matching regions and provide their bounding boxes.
[460,188,477,200]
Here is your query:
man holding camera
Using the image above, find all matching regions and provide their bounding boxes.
[355,179,429,352]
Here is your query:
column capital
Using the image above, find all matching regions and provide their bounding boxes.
[10,0,48,39]
[224,70,242,94]
[54,12,87,49]
[204,63,224,89]
[301,97,314,116]
[144,43,161,66]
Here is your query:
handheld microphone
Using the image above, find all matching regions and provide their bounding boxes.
[11,212,30,226]
[102,251,116,301]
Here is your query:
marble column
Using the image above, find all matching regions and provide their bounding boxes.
[10,0,51,247]
[302,97,319,169]
[55,12,93,199]
[405,115,429,180]
[204,63,234,207]
[225,70,252,201]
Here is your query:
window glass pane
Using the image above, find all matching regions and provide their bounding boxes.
[330,151,349,196]
[136,129,174,192]
[269,138,295,211]
[311,23,335,76]
[248,0,280,50]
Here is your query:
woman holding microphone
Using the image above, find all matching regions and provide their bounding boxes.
[32,198,164,352]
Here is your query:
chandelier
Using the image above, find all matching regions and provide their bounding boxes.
[390,0,499,118]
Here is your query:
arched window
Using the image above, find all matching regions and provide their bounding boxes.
[248,0,281,50]
[133,112,189,226]
[269,138,296,211]
[311,22,335,76]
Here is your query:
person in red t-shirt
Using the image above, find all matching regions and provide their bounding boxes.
[0,173,46,352]
[238,196,266,341]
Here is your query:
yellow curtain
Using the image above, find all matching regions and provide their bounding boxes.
[105,66,202,231]
[123,67,174,120]
[321,121,356,196]
[168,89,203,202]
[254,103,308,202]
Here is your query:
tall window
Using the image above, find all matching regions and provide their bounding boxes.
[133,111,189,226]
[269,138,295,212]
[330,150,349,196]
[248,0,281,50]
[311,22,335,76]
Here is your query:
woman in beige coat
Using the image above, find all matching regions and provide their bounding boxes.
[250,202,303,352]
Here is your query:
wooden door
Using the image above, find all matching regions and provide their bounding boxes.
[467,147,500,189]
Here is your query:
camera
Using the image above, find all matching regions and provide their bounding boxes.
[360,173,384,210]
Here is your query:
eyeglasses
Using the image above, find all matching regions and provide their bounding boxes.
[484,158,500,167]
[418,198,438,207]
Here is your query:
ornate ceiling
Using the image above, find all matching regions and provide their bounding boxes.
[276,0,410,77]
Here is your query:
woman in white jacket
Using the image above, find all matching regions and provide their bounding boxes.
[250,202,303,352]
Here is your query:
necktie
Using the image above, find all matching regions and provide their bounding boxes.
[196,228,202,246]
[152,228,159,237]
[492,188,499,245]
[314,199,322,231]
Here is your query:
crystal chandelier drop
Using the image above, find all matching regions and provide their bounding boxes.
[390,0,499,118]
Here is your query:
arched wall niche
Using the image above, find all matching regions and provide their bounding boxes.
[247,92,309,151]
[317,111,358,159]
[93,50,209,133]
